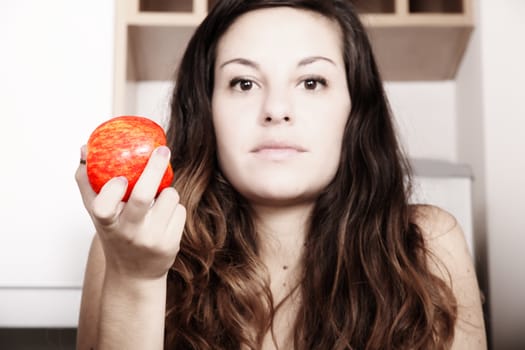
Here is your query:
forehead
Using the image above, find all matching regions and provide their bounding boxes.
[216,7,344,65]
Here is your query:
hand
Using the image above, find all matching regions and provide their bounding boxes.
[75,145,186,281]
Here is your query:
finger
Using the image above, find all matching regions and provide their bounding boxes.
[75,145,96,209]
[164,203,186,254]
[91,176,128,227]
[121,146,171,223]
[149,186,180,229]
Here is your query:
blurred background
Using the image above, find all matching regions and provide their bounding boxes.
[0,0,524,349]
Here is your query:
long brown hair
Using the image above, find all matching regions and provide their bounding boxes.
[165,0,457,349]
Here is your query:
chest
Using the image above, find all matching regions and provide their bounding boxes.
[262,270,302,349]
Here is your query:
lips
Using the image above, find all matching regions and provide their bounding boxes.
[251,141,306,153]
[251,141,306,160]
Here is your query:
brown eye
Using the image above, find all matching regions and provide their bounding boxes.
[301,77,327,91]
[240,80,253,91]
[304,79,318,90]
[230,78,255,91]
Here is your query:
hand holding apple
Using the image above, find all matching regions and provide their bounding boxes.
[75,115,185,281]
[86,116,174,201]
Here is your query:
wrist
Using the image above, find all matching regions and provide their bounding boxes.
[102,269,168,300]
[97,271,167,349]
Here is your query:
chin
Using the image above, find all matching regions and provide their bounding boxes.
[225,172,330,206]
[242,188,320,208]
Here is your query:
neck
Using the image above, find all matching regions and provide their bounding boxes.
[252,202,313,270]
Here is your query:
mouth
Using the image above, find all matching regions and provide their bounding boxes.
[251,141,307,160]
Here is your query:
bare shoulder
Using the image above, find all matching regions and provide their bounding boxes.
[410,205,470,288]
[410,205,487,349]
[410,205,471,289]
[411,204,459,241]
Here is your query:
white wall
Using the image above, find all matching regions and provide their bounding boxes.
[479,1,525,348]
[385,81,457,161]
[455,0,491,346]
[0,0,113,287]
[457,1,525,348]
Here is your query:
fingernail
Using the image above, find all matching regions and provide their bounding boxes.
[80,145,87,160]
[156,146,170,157]
[117,176,128,186]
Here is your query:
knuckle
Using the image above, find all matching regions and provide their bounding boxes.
[74,167,85,185]
[91,199,115,223]
[74,169,81,183]
[164,186,180,202]
[137,236,168,256]
[172,189,181,203]
[171,238,181,255]
[134,236,154,251]
[153,241,170,256]
[129,193,153,208]
[177,204,187,218]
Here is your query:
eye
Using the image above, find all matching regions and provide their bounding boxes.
[301,76,327,91]
[229,78,256,92]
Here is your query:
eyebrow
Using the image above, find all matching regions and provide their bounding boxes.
[218,56,336,70]
[219,58,260,70]
[298,56,336,67]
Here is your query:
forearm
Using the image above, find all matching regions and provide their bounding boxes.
[97,273,167,349]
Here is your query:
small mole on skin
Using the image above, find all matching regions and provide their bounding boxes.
[283,265,288,270]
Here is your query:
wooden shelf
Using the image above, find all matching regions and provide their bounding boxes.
[353,0,396,14]
[138,0,219,14]
[113,0,473,115]
[409,0,463,13]
[139,0,193,13]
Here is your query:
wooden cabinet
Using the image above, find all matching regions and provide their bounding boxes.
[113,0,473,116]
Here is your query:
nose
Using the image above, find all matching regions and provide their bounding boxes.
[264,115,291,123]
[261,88,293,125]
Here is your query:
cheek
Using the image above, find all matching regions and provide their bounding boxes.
[212,95,257,134]
[213,119,248,177]
[312,106,348,145]
[313,117,347,169]
[214,130,239,171]
[318,132,344,170]
[213,102,237,151]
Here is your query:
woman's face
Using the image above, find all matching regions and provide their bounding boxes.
[212,7,351,207]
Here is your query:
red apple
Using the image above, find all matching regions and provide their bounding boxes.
[86,115,174,202]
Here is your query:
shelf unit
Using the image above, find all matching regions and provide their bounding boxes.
[113,0,473,116]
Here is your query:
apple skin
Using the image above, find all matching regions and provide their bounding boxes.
[86,116,174,202]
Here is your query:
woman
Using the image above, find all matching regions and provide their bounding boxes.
[75,0,486,349]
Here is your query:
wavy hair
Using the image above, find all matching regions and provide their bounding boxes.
[164,0,457,349]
